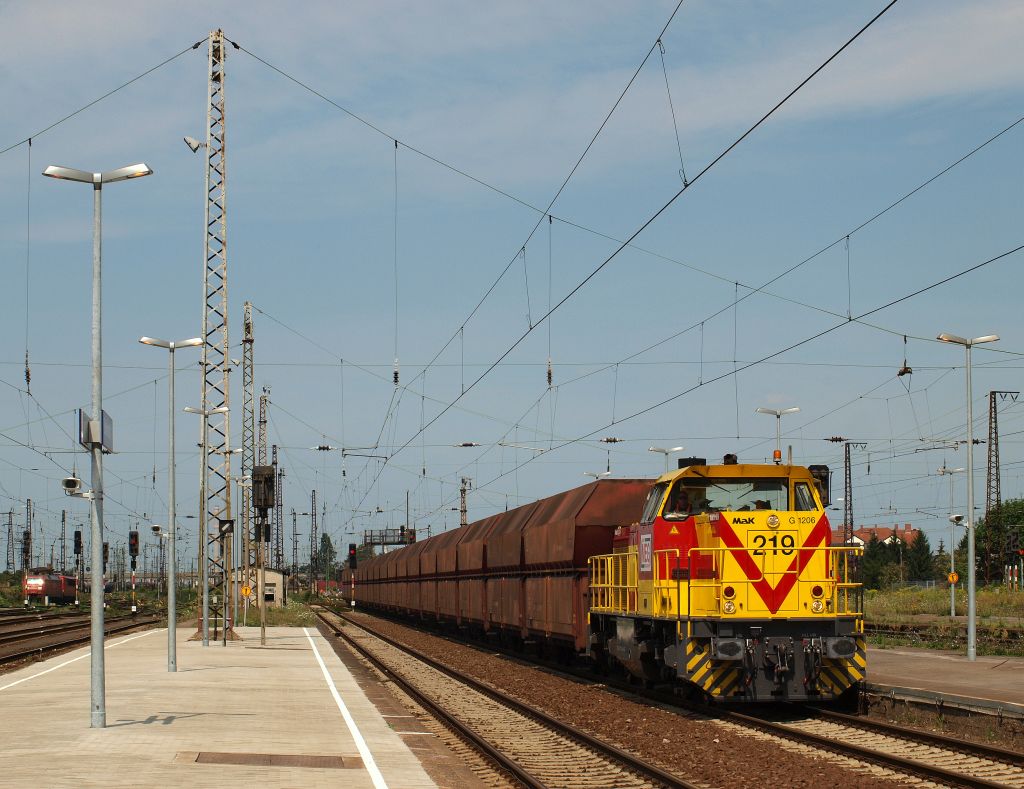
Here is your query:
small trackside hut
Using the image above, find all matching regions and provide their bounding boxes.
[587,456,864,702]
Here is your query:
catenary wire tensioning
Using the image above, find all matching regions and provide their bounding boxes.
[657,38,689,185]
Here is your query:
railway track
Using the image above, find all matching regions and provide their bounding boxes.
[0,610,74,628]
[315,608,697,789]
[0,614,160,665]
[728,706,1024,788]
[333,607,1024,788]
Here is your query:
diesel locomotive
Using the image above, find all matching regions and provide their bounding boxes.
[348,454,863,703]
[588,456,864,701]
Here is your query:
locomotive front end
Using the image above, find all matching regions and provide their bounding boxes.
[589,457,864,702]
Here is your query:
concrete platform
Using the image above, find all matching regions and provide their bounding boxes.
[0,625,442,788]
[867,646,1024,714]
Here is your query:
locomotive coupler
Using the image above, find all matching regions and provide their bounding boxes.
[742,639,757,687]
[802,638,823,691]
[773,641,792,687]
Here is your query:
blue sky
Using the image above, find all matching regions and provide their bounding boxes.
[1,0,1022,567]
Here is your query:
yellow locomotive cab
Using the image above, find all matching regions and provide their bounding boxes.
[589,457,864,702]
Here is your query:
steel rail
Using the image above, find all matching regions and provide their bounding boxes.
[0,617,106,645]
[725,708,1014,789]
[0,615,160,665]
[805,706,1024,768]
[316,610,553,789]
[317,609,696,789]
[333,605,1020,789]
[0,611,69,625]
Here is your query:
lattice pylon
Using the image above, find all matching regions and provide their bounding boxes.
[200,29,233,636]
[273,449,285,569]
[5,512,14,572]
[985,390,1019,578]
[310,489,318,592]
[241,301,257,612]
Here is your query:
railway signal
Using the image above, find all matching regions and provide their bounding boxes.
[102,542,109,572]
[128,530,139,558]
[348,543,357,570]
[74,530,83,556]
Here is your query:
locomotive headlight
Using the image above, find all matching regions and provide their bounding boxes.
[811,585,824,598]
[723,600,736,614]
[722,585,736,600]
[811,600,825,614]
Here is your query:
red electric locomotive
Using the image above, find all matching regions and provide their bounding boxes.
[22,568,78,605]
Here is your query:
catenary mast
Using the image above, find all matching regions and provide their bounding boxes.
[199,29,233,637]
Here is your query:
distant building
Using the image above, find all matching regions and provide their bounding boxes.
[231,568,286,608]
[832,523,921,547]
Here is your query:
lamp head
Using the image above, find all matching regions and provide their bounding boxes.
[183,136,203,153]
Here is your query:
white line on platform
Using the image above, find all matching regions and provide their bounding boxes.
[0,628,160,692]
[304,627,389,789]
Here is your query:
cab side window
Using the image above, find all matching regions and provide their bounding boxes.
[793,482,818,512]
[641,482,669,523]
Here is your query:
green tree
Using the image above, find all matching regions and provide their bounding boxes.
[318,533,337,580]
[860,533,886,589]
[933,540,951,584]
[906,530,933,582]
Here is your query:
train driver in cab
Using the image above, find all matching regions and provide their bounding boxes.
[665,486,690,518]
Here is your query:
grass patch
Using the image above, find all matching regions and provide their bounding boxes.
[865,585,1024,656]
[865,585,1024,620]
[235,599,316,628]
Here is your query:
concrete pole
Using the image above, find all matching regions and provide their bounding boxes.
[167,346,178,671]
[199,408,209,647]
[949,472,955,617]
[89,179,106,728]
[965,343,977,661]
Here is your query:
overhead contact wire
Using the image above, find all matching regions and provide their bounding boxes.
[0,41,203,157]
[341,0,900,528]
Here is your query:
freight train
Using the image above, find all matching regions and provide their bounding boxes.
[346,455,864,702]
[22,568,78,605]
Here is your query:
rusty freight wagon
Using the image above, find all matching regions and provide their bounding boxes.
[353,479,650,651]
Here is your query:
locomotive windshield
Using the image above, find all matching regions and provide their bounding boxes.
[662,478,792,518]
[641,482,669,523]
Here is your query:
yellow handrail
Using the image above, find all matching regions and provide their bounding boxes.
[590,544,863,618]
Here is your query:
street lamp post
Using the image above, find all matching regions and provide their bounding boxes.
[42,162,152,729]
[184,404,229,646]
[938,464,965,617]
[648,446,684,473]
[938,332,999,661]
[755,407,800,462]
[139,336,202,671]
